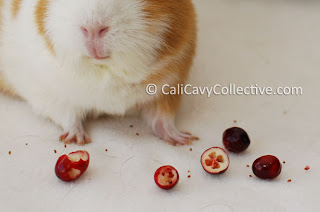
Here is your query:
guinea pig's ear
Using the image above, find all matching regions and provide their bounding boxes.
[35,0,55,54]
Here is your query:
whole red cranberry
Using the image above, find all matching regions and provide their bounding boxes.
[252,155,281,179]
[223,127,250,153]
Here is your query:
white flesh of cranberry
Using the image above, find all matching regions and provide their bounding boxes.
[201,148,229,173]
[158,169,178,186]
[67,151,89,162]
[68,168,81,178]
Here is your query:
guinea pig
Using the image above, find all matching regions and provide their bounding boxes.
[0,0,198,145]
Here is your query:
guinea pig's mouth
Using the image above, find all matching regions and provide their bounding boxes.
[84,55,110,64]
[84,55,110,65]
[94,55,110,60]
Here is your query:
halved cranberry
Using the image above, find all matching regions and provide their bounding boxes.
[55,150,90,182]
[154,165,179,190]
[252,155,281,179]
[223,127,250,153]
[201,147,230,174]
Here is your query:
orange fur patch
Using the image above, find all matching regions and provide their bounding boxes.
[35,0,55,55]
[141,0,197,115]
[12,0,23,18]
[142,0,197,59]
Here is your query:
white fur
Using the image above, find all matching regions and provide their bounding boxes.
[0,0,193,144]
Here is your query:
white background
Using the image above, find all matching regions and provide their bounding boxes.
[0,0,319,211]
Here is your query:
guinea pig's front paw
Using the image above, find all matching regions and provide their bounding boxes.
[152,120,199,146]
[59,128,91,145]
[165,131,199,146]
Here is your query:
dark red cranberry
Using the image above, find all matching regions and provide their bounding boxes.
[223,127,250,153]
[252,155,281,179]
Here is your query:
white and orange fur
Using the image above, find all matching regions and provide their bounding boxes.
[0,0,198,145]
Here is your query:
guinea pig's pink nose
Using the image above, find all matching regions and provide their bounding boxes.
[81,26,109,39]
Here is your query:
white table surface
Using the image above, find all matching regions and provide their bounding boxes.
[0,1,319,211]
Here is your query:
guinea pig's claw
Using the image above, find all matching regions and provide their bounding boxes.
[59,133,69,142]
[59,130,91,145]
[165,132,199,146]
[152,119,199,146]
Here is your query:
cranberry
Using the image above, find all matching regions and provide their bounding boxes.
[154,166,179,190]
[223,127,250,153]
[55,150,90,182]
[252,155,281,179]
[201,147,230,174]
